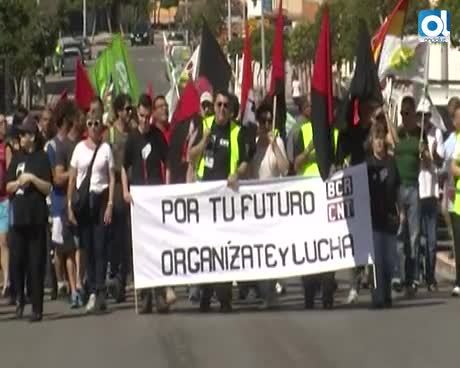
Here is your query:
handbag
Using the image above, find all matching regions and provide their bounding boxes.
[71,144,101,221]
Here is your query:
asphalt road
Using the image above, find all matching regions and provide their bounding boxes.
[45,38,170,100]
[0,278,458,368]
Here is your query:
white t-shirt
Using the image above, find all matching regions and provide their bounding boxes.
[292,80,301,98]
[70,141,114,193]
[418,127,445,199]
[250,137,288,179]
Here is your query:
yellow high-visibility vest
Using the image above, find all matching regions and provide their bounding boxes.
[299,122,338,177]
[196,115,240,180]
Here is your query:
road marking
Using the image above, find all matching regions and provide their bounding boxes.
[137,58,145,62]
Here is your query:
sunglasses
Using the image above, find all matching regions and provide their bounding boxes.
[216,101,229,109]
[87,120,101,128]
[201,102,213,110]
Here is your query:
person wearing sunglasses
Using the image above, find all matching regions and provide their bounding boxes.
[393,95,428,298]
[6,116,52,322]
[189,90,249,313]
[104,93,132,304]
[67,106,115,314]
[248,103,289,309]
[121,94,170,314]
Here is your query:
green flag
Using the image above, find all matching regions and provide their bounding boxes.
[110,34,140,102]
[89,47,113,98]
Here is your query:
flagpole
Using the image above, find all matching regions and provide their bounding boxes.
[272,94,277,132]
[261,1,266,94]
[420,43,431,142]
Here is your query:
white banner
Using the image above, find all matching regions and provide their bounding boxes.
[131,164,375,289]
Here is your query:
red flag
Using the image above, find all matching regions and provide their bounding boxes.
[170,80,200,132]
[371,0,409,64]
[146,81,154,100]
[75,59,95,112]
[240,23,255,125]
[310,5,334,181]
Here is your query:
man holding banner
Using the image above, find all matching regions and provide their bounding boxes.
[121,94,170,314]
[188,90,249,313]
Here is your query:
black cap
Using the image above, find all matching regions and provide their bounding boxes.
[17,114,38,134]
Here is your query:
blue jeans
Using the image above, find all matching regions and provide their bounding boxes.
[395,185,420,286]
[371,231,396,306]
[420,197,438,285]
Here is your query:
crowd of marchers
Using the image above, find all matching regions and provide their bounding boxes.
[1,89,460,322]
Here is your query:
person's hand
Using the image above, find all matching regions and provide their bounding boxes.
[123,191,133,205]
[268,131,277,146]
[68,207,78,226]
[17,173,34,186]
[104,204,113,225]
[227,173,239,191]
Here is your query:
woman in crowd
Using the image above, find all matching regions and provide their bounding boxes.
[6,116,52,322]
[366,122,401,308]
[0,114,9,297]
[67,104,115,314]
[249,103,289,309]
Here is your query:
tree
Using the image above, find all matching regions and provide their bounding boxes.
[437,0,460,46]
[188,0,226,38]
[250,24,275,66]
[0,0,60,105]
[227,37,243,58]
[287,22,315,66]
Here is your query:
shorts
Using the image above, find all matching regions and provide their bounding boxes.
[51,216,80,254]
[0,199,9,234]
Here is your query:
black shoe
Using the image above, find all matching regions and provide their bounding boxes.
[108,278,121,301]
[199,301,211,313]
[304,298,314,309]
[384,299,393,308]
[95,293,107,313]
[29,312,42,323]
[15,304,24,319]
[50,288,58,301]
[323,301,333,309]
[220,302,232,313]
[139,293,153,314]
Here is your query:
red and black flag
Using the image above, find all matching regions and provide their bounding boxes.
[336,19,383,165]
[311,5,334,181]
[267,0,286,139]
[198,19,232,92]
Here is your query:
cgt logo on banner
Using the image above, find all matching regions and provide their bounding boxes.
[130,164,375,289]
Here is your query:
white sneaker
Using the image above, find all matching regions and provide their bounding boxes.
[452,286,460,297]
[346,289,359,304]
[86,293,96,313]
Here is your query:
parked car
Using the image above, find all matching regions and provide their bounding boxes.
[130,22,154,46]
[75,36,92,60]
[61,48,82,77]
[166,32,185,47]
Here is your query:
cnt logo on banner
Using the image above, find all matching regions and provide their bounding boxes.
[130,164,375,289]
